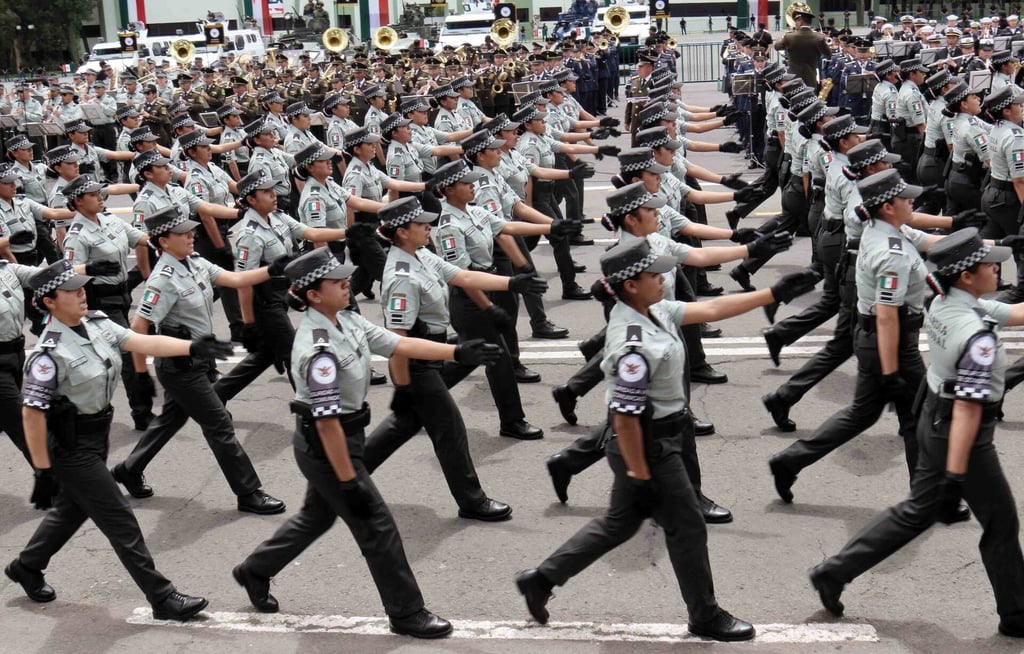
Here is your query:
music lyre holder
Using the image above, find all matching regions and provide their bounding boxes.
[79,104,106,122]
[994,36,1012,52]
[198,111,220,128]
[919,47,944,67]
[872,40,894,60]
[25,122,64,137]
[1012,40,1024,58]
[889,41,916,63]
[308,112,325,126]
[731,73,755,96]
[968,70,992,96]
[511,81,540,105]
[0,115,18,129]
[845,74,878,98]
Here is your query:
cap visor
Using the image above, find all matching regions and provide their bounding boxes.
[498,121,521,131]
[170,219,201,233]
[850,124,869,134]
[663,139,683,150]
[486,138,506,149]
[146,155,172,167]
[322,263,357,280]
[462,169,486,184]
[645,254,677,275]
[58,274,93,291]
[881,152,902,164]
[412,211,439,224]
[823,106,840,116]
[896,183,924,199]
[646,162,671,174]
[138,134,160,141]
[982,245,1013,263]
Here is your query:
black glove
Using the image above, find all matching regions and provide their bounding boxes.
[570,161,595,180]
[389,385,416,417]
[9,231,34,246]
[606,126,623,138]
[951,209,987,231]
[747,231,794,259]
[718,141,744,153]
[190,334,234,360]
[339,476,376,519]
[599,116,620,127]
[590,128,610,140]
[549,220,574,238]
[30,468,59,510]
[508,273,549,295]
[483,304,512,329]
[710,103,727,114]
[770,269,822,304]
[136,371,156,400]
[880,372,910,404]
[236,206,247,223]
[215,244,234,266]
[597,144,620,157]
[268,254,296,277]
[240,323,263,353]
[345,222,374,241]
[723,111,740,126]
[936,472,967,525]
[730,227,759,244]
[720,172,748,189]
[454,338,501,366]
[272,353,287,375]
[85,260,120,276]
[997,235,1024,255]
[629,476,660,510]
[734,184,766,204]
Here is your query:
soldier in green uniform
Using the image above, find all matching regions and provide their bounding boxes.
[6,257,227,620]
[809,228,1024,640]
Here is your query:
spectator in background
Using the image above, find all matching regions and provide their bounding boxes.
[681,17,687,34]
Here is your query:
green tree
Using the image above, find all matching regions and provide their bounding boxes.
[0,0,98,72]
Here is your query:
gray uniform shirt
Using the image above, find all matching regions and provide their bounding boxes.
[249,146,295,196]
[342,158,390,203]
[433,201,506,269]
[855,219,929,315]
[235,208,305,270]
[0,261,41,340]
[135,252,225,336]
[987,119,1024,182]
[896,80,927,127]
[381,245,461,334]
[870,79,899,122]
[0,196,46,253]
[133,181,204,232]
[951,112,991,165]
[185,159,234,206]
[64,212,146,286]
[298,177,350,229]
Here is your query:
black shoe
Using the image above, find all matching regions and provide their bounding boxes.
[808,564,845,616]
[133,412,155,432]
[700,323,722,338]
[696,282,724,297]
[532,321,569,340]
[232,564,278,613]
[151,591,209,621]
[362,289,376,300]
[561,284,593,300]
[515,569,552,624]
[569,233,594,246]
[763,329,783,367]
[688,609,755,642]
[370,368,388,385]
[700,495,733,524]
[726,209,741,230]
[500,420,544,440]
[551,385,578,425]
[690,364,728,385]
[237,489,286,515]
[546,454,573,503]
[763,393,796,432]
[111,462,154,499]
[693,417,715,436]
[230,325,244,344]
[5,559,56,603]
[764,302,779,325]
[953,501,972,523]
[458,498,513,522]
[389,608,453,639]
[581,217,595,225]
[572,261,587,273]
[769,456,797,503]
[514,364,542,383]
[729,265,756,292]
[999,619,1024,638]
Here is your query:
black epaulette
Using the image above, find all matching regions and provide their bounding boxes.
[85,310,108,320]
[312,328,330,350]
[67,223,83,235]
[394,261,410,276]
[437,215,451,227]
[888,237,904,254]
[625,324,643,348]
[158,264,175,277]
[38,331,62,349]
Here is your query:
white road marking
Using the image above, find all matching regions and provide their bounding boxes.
[126,609,878,644]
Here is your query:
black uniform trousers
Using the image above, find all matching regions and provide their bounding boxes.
[531,180,578,293]
[981,182,1024,300]
[92,124,119,181]
[19,410,176,604]
[193,229,243,337]
[775,248,856,406]
[0,344,30,462]
[769,218,843,347]
[92,289,154,423]
[32,223,61,265]
[362,357,487,511]
[447,287,526,425]
[122,357,261,496]
[772,318,924,480]
[818,392,1024,623]
[243,421,425,619]
[216,294,296,403]
[891,127,922,184]
[554,153,583,226]
[732,140,782,223]
[945,166,983,214]
[915,147,947,215]
[779,173,811,239]
[536,422,719,624]
[348,213,388,297]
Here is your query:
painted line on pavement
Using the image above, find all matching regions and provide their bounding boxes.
[126,609,878,644]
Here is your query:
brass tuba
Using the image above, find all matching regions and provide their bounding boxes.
[490,18,516,48]
[171,39,196,64]
[372,26,398,51]
[603,7,629,34]
[322,27,349,53]
[785,2,813,28]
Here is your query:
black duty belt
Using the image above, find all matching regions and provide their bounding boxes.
[91,282,128,298]
[922,146,936,156]
[650,410,687,440]
[989,178,1015,191]
[822,218,844,232]
[857,311,924,333]
[927,389,1002,422]
[75,406,114,432]
[0,336,25,354]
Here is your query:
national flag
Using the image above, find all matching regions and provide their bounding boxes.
[306,200,322,213]
[133,211,145,226]
[441,235,457,252]
[974,135,988,148]
[879,275,898,290]
[484,200,499,213]
[1013,151,1024,163]
[142,288,160,306]
[237,246,249,262]
[388,165,401,176]
[388,297,407,311]
[190,182,205,195]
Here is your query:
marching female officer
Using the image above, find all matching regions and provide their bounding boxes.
[364,196,541,520]
[232,247,499,638]
[109,206,285,515]
[810,228,1024,639]
[6,254,232,620]
[944,81,991,214]
[514,237,819,641]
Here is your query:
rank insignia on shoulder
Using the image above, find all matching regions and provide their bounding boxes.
[67,223,83,235]
[888,237,903,253]
[158,265,175,277]
[625,324,643,346]
[438,215,451,227]
[312,328,330,348]
[394,261,410,276]
[38,331,62,348]
[85,309,108,319]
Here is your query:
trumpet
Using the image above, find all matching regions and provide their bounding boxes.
[666,37,677,48]
[492,70,510,95]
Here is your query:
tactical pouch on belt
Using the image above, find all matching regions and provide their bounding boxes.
[48,397,78,451]
[290,400,322,456]
[964,152,985,185]
[892,120,907,140]
[160,325,193,370]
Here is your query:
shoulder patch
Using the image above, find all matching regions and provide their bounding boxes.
[888,236,904,253]
[158,264,175,277]
[438,215,451,227]
[312,328,330,348]
[625,324,643,346]
[38,331,62,349]
[85,310,108,319]
[67,223,83,235]
[609,351,649,415]
[394,261,410,276]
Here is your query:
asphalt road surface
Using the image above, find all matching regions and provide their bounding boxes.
[3,81,1024,654]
